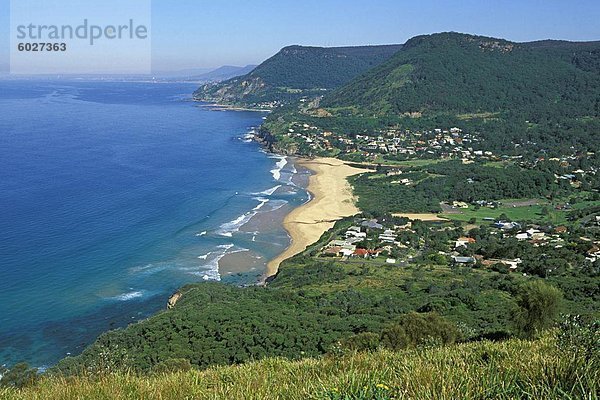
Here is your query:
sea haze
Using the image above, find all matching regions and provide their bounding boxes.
[0,81,305,368]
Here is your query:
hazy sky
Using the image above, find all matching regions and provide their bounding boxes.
[2,0,600,73]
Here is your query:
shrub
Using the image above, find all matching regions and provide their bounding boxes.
[0,363,39,389]
[151,358,193,374]
[341,332,381,352]
[514,280,563,338]
[381,312,460,350]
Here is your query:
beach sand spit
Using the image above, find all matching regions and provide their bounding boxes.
[264,158,370,280]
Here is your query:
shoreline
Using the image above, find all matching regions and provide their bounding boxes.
[215,156,306,283]
[263,157,371,281]
[196,101,272,113]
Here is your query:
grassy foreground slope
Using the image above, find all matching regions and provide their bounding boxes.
[3,334,598,400]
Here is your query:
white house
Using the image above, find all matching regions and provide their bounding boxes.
[516,233,529,240]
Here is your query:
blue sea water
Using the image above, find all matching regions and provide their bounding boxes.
[0,80,305,368]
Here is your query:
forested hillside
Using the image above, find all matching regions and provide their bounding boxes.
[324,32,600,117]
[193,44,402,106]
[307,32,600,154]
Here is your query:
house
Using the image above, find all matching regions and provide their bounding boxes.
[378,234,396,243]
[586,246,600,262]
[329,240,350,247]
[484,258,522,271]
[455,237,476,248]
[323,246,343,257]
[494,221,521,230]
[340,248,355,257]
[353,248,369,258]
[346,237,365,244]
[559,174,577,180]
[361,220,384,230]
[516,232,529,241]
[526,229,546,240]
[503,258,522,270]
[554,226,568,234]
[452,201,469,209]
[451,256,476,264]
[353,248,377,258]
[346,230,367,239]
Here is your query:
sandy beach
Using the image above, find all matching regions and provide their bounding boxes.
[265,157,370,279]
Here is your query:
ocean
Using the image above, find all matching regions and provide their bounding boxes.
[0,80,307,369]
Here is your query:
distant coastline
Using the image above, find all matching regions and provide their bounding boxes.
[198,102,272,113]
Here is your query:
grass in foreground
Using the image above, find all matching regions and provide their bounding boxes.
[2,335,597,400]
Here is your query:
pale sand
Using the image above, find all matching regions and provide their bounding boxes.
[264,158,370,279]
[392,213,448,221]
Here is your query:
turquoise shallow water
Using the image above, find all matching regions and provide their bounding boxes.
[0,80,306,368]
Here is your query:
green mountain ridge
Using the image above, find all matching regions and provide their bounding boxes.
[193,44,403,106]
[323,32,600,118]
[256,32,600,156]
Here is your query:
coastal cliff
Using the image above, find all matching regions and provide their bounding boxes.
[194,44,403,108]
[167,292,182,309]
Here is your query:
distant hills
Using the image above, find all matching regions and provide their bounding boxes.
[190,65,257,82]
[193,44,403,105]
[151,65,256,82]
[0,65,256,82]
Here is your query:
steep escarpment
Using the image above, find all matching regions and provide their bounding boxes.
[193,44,403,107]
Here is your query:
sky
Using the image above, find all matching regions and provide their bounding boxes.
[1,0,600,73]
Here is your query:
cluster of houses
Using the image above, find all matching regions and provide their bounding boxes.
[521,155,599,187]
[448,235,522,270]
[491,221,573,248]
[281,122,505,162]
[320,219,411,264]
[315,209,598,271]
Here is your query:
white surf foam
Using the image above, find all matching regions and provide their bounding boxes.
[216,212,254,237]
[188,243,237,281]
[216,191,278,237]
[254,185,282,196]
[270,156,288,181]
[129,263,171,276]
[112,290,145,301]
[252,197,270,211]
